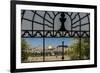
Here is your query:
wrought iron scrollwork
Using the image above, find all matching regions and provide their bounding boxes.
[21,10,90,61]
[21,10,90,38]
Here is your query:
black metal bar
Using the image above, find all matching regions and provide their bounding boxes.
[46,12,54,20]
[62,41,64,60]
[78,13,82,59]
[72,14,90,25]
[52,12,56,16]
[72,23,90,28]
[32,11,36,36]
[87,13,90,38]
[21,10,25,24]
[31,11,53,25]
[70,12,73,16]
[72,13,79,20]
[43,12,47,62]
[21,30,89,32]
[23,18,53,28]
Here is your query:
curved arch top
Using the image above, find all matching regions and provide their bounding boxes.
[21,10,90,38]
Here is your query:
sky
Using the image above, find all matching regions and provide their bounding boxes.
[24,38,74,48]
[25,38,43,48]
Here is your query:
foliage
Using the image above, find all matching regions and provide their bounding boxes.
[21,38,29,62]
[66,38,90,60]
[81,38,90,59]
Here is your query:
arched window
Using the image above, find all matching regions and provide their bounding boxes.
[21,10,90,62]
[21,10,90,37]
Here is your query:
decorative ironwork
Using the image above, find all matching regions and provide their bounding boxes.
[59,12,67,31]
[21,10,90,61]
[21,10,90,38]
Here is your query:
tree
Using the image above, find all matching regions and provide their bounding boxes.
[21,38,29,50]
[81,38,90,59]
[68,40,80,60]
[21,38,29,62]
[67,38,90,60]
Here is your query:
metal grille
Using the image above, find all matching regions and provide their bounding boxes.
[21,10,90,38]
[21,10,90,62]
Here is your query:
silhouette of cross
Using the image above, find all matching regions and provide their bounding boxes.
[57,41,68,60]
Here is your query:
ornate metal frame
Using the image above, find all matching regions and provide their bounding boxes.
[21,11,90,38]
[21,10,90,61]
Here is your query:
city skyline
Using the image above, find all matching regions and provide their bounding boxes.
[24,38,75,49]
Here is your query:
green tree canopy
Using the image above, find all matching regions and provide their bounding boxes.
[67,38,90,60]
[21,38,29,62]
